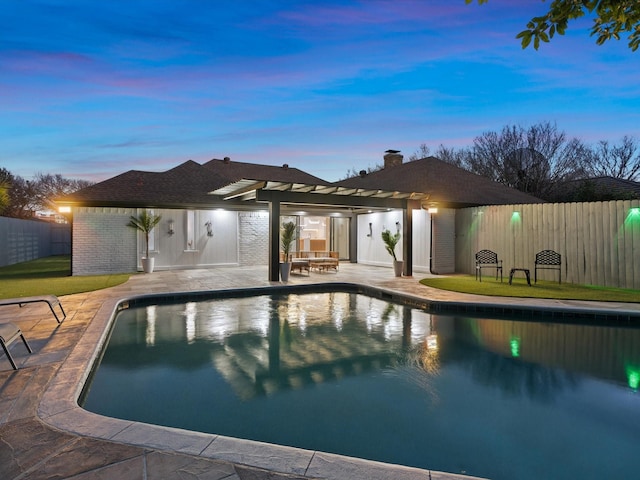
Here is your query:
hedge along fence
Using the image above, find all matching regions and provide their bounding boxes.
[455,200,640,290]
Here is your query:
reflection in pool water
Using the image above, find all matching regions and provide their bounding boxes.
[82,292,640,480]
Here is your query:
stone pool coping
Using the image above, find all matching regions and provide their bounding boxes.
[36,280,640,480]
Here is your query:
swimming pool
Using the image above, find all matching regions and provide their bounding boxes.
[81,287,640,480]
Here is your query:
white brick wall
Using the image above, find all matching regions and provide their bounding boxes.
[238,211,269,266]
[72,207,138,275]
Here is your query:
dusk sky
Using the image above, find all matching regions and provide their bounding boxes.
[2,1,639,183]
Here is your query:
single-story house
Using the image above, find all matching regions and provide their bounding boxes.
[56,151,542,279]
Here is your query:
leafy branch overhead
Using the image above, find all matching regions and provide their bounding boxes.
[467,0,640,51]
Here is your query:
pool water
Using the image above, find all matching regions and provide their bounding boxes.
[82,291,640,480]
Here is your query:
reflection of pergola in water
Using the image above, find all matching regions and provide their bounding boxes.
[209,310,417,400]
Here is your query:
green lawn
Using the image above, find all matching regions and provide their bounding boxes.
[2,255,638,304]
[0,255,130,299]
[420,274,640,303]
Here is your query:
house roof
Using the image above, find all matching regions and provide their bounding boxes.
[203,158,330,186]
[57,160,228,208]
[562,176,640,200]
[57,155,542,210]
[336,156,543,207]
[57,158,333,208]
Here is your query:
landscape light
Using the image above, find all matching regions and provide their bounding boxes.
[510,337,520,358]
[626,366,640,390]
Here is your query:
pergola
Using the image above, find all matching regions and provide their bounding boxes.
[212,179,431,281]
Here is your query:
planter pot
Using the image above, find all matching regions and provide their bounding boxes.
[393,260,403,277]
[280,262,292,282]
[142,257,155,274]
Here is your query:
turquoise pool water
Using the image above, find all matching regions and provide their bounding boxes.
[82,291,640,480]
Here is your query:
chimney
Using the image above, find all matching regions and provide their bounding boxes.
[383,149,403,168]
[223,157,231,164]
[282,164,289,170]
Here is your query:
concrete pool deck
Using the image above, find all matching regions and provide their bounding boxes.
[1,264,639,480]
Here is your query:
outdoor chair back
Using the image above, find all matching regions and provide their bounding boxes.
[475,249,503,282]
[535,250,562,284]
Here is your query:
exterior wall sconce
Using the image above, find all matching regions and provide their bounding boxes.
[367,222,372,237]
[168,220,175,235]
[427,207,438,214]
[205,220,213,237]
[396,221,401,233]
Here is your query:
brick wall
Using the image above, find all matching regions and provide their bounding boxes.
[238,211,269,266]
[72,207,137,275]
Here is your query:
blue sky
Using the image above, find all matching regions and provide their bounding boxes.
[1,0,639,182]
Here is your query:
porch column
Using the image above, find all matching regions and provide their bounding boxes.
[402,201,414,276]
[349,214,358,263]
[269,198,281,282]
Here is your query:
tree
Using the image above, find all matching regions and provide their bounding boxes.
[463,122,589,199]
[0,168,13,215]
[3,175,39,218]
[0,180,9,214]
[408,144,431,162]
[468,0,640,51]
[32,173,93,212]
[586,135,640,180]
[0,168,94,219]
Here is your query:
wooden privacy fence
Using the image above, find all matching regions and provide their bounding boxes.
[455,200,640,290]
[0,217,71,268]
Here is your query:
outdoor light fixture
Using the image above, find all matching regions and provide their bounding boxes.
[58,206,71,214]
[205,220,213,237]
[630,207,640,217]
[427,207,438,214]
[626,365,640,390]
[396,221,401,233]
[367,222,372,237]
[510,337,521,358]
[168,220,175,235]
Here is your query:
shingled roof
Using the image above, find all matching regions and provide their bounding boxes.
[59,155,543,209]
[335,156,543,207]
[203,158,330,185]
[560,176,640,201]
[58,158,332,208]
[58,160,228,208]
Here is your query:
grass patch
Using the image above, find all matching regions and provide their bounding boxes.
[0,255,130,299]
[420,275,640,303]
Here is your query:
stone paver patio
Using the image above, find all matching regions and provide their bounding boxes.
[1,264,639,480]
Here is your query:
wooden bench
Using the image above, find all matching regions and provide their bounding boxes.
[289,251,339,273]
[0,322,33,370]
[475,249,503,282]
[0,295,67,323]
[290,258,310,275]
[535,250,562,284]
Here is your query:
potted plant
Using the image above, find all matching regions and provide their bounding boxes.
[280,220,296,282]
[127,209,162,273]
[381,228,403,277]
